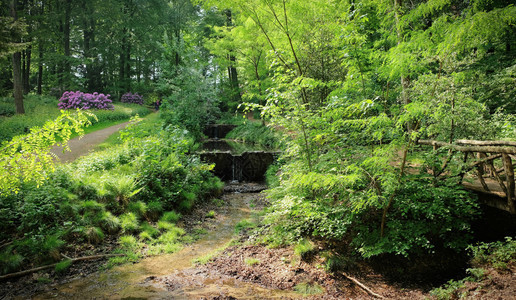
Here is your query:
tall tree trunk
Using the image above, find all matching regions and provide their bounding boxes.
[125,43,131,91]
[11,0,25,114]
[119,35,126,94]
[37,42,42,94]
[225,9,241,102]
[394,0,411,128]
[11,2,25,113]
[63,0,71,88]
[23,45,31,94]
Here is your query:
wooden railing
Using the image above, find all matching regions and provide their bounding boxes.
[418,139,516,214]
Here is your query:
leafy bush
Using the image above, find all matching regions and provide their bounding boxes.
[469,237,516,268]
[120,212,139,233]
[121,92,144,105]
[161,211,181,223]
[294,238,315,261]
[226,121,283,149]
[58,91,114,110]
[0,101,15,116]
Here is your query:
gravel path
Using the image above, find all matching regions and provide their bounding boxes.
[50,121,130,163]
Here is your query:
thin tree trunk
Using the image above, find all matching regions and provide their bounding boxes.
[37,41,43,94]
[63,0,71,87]
[11,0,25,114]
[23,45,31,94]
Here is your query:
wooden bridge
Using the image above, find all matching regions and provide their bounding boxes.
[418,139,516,214]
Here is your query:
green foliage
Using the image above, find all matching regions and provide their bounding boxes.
[140,222,160,239]
[84,227,105,244]
[469,237,516,268]
[161,211,181,223]
[205,210,216,218]
[0,252,24,275]
[293,282,324,296]
[235,219,256,234]
[54,259,73,274]
[98,211,121,234]
[429,279,467,300]
[146,201,164,221]
[157,220,175,232]
[119,235,140,251]
[0,110,93,194]
[120,212,140,233]
[226,121,283,149]
[128,201,147,218]
[0,109,221,273]
[294,239,316,261]
[244,257,260,266]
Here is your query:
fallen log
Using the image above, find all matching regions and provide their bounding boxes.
[0,253,125,281]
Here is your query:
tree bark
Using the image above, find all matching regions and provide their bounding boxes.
[37,41,43,94]
[23,45,31,94]
[418,140,516,154]
[11,0,25,114]
[63,0,71,86]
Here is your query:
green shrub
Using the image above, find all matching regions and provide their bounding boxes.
[140,222,160,238]
[120,212,139,233]
[235,219,256,234]
[55,259,72,274]
[469,237,516,268]
[0,102,15,116]
[161,211,181,223]
[226,121,283,149]
[206,210,216,218]
[157,220,174,231]
[294,238,315,261]
[244,257,260,266]
[293,282,324,296]
[84,226,104,244]
[0,252,24,275]
[98,211,121,234]
[128,201,147,218]
[146,201,164,221]
[119,235,139,250]
[430,279,467,300]
[139,231,153,241]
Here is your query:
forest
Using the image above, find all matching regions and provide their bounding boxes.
[1,0,516,298]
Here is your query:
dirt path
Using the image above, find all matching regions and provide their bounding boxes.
[50,121,130,163]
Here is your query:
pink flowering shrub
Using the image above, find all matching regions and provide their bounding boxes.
[121,92,144,105]
[58,91,114,110]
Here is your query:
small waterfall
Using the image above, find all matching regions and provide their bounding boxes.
[200,124,279,183]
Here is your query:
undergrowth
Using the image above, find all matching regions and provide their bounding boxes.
[0,113,223,275]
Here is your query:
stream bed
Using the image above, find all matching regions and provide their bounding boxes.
[31,192,299,299]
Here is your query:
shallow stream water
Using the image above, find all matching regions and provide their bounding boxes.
[32,193,299,299]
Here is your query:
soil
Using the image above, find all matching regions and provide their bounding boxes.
[457,264,516,299]
[50,121,130,163]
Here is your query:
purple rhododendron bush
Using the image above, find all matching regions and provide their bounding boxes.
[121,92,144,105]
[58,91,114,110]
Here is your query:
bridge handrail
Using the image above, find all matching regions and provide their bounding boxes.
[418,139,516,154]
[455,139,516,147]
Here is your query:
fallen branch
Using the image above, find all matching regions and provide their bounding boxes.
[0,253,125,281]
[342,272,384,299]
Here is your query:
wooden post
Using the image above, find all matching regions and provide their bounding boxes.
[485,157,508,195]
[476,153,490,192]
[502,154,516,214]
[459,151,469,184]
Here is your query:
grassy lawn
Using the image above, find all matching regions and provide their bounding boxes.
[0,95,151,143]
[94,112,160,151]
